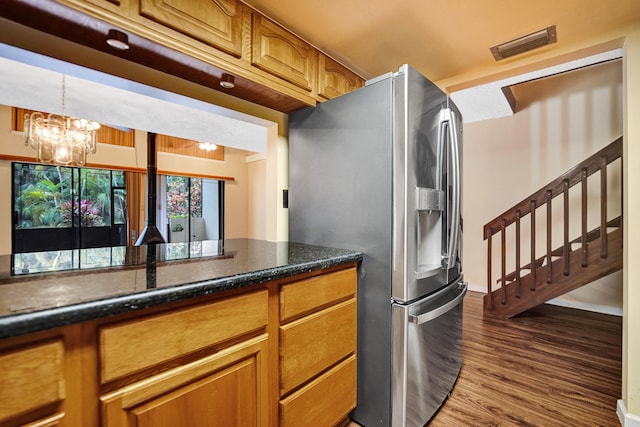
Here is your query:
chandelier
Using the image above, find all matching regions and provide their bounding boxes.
[23,75,101,166]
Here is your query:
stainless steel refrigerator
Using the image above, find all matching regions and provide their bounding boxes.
[288,64,466,427]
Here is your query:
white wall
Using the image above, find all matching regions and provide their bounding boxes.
[462,60,623,315]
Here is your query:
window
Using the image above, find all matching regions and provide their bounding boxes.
[159,175,223,243]
[12,163,127,253]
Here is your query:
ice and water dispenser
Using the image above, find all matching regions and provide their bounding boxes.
[416,187,444,279]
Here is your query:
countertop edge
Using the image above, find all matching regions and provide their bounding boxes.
[0,252,362,340]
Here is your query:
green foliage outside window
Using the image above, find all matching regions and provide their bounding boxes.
[166,176,202,218]
[13,163,126,229]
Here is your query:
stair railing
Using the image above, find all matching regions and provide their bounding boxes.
[484,137,623,311]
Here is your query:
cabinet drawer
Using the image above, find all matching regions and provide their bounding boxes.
[0,339,65,423]
[280,267,356,322]
[279,298,356,395]
[100,289,268,383]
[279,355,356,427]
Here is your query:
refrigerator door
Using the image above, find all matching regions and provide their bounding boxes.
[392,279,467,427]
[392,65,463,303]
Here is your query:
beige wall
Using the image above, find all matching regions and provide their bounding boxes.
[247,153,267,239]
[622,24,640,423]
[462,60,624,315]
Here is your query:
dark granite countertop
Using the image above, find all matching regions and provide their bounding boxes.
[0,239,362,340]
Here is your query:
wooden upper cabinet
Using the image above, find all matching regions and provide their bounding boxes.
[140,0,244,57]
[251,13,316,92]
[318,54,365,100]
[58,0,131,16]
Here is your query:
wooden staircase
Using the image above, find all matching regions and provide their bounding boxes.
[483,137,623,318]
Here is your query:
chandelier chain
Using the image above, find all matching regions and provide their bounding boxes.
[61,75,66,116]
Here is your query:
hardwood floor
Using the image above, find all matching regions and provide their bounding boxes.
[348,290,622,426]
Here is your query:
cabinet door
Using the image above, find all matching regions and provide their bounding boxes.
[317,54,365,100]
[251,13,316,91]
[0,339,65,425]
[140,0,244,57]
[101,335,269,427]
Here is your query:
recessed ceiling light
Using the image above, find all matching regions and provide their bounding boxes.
[220,73,235,89]
[106,29,130,50]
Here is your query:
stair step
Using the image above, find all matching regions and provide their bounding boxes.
[485,227,623,319]
[498,216,623,278]
[568,217,622,245]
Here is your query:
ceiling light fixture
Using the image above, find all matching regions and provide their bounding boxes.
[490,25,557,61]
[220,73,235,89]
[23,75,101,166]
[198,142,217,151]
[106,29,130,50]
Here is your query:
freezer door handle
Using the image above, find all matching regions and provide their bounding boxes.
[442,108,461,270]
[409,282,467,324]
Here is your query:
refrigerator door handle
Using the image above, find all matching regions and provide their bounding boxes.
[444,108,461,271]
[409,282,467,324]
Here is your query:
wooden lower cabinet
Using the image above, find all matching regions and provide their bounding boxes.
[101,335,269,427]
[278,267,358,427]
[0,264,358,426]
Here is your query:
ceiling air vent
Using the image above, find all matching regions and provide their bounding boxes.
[490,25,557,61]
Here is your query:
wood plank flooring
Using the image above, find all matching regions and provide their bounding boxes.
[348,290,622,426]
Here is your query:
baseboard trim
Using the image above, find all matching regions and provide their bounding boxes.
[617,399,640,426]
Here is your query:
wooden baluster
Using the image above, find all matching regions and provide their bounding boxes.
[581,168,588,267]
[501,219,507,305]
[515,210,521,298]
[600,156,608,258]
[546,190,553,283]
[487,228,493,310]
[530,200,537,291]
[563,180,570,276]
